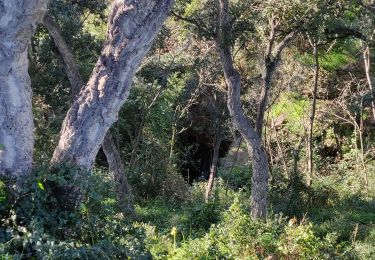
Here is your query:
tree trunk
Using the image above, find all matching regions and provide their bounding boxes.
[51,0,174,170]
[205,137,221,202]
[256,62,274,137]
[363,45,375,121]
[248,142,269,218]
[216,0,269,219]
[218,46,269,219]
[255,20,295,137]
[169,120,178,164]
[102,134,135,215]
[42,14,84,97]
[307,43,319,186]
[0,0,48,178]
[42,14,135,215]
[216,0,295,218]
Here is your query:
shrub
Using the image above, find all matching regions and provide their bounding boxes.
[0,166,150,259]
[218,165,252,191]
[202,195,350,259]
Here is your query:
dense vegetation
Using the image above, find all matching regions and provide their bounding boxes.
[1,0,374,259]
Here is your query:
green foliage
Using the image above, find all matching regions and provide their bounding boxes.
[298,48,356,72]
[0,167,150,259]
[0,180,6,210]
[278,222,340,259]
[133,166,375,259]
[136,184,222,236]
[211,196,281,259]
[1,167,373,259]
[218,165,252,191]
[117,71,195,200]
[308,172,375,244]
[141,193,351,259]
[5,0,375,259]
[187,188,222,230]
[270,92,309,134]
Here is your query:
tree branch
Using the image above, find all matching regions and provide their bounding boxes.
[42,14,84,96]
[170,11,213,37]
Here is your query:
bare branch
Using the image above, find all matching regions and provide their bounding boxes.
[274,31,296,61]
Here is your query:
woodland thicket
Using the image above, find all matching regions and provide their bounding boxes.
[0,0,375,259]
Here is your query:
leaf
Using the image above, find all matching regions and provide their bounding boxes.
[37,181,45,191]
[0,144,4,150]
[79,203,87,214]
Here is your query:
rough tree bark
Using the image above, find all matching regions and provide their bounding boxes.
[216,0,268,219]
[0,0,48,178]
[51,0,174,170]
[42,14,135,215]
[307,42,319,186]
[205,137,221,202]
[215,0,294,219]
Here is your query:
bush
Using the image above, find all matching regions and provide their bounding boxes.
[211,196,282,259]
[0,166,150,259]
[160,166,191,202]
[218,166,252,191]
[164,195,353,259]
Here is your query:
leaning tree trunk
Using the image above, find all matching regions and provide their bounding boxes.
[218,46,269,218]
[205,137,222,202]
[51,0,174,170]
[42,14,135,215]
[0,0,48,178]
[102,134,135,215]
[216,0,269,219]
[215,0,295,218]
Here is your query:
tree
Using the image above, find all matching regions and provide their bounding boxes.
[215,0,269,219]
[51,0,174,171]
[172,0,298,218]
[215,0,297,218]
[42,14,135,215]
[0,0,49,178]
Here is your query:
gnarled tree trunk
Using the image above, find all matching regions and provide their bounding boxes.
[216,0,269,219]
[42,14,135,215]
[51,0,174,169]
[217,42,269,218]
[215,36,269,219]
[42,14,84,97]
[0,0,48,178]
[215,0,294,219]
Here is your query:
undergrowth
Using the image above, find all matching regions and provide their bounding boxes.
[0,165,374,259]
